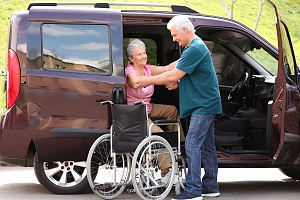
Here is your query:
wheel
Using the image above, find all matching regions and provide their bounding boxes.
[86,134,131,199]
[175,179,186,195]
[132,136,175,200]
[175,155,187,195]
[279,168,300,180]
[175,182,182,195]
[228,72,249,101]
[132,135,175,200]
[34,153,88,194]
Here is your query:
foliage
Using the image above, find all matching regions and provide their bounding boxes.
[0,0,299,111]
[0,0,299,67]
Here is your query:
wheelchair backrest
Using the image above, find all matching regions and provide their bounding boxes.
[111,103,148,153]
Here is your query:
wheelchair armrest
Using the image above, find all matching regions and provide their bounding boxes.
[153,119,178,124]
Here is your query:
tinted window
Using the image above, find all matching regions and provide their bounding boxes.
[205,41,247,86]
[280,21,297,84]
[42,24,110,73]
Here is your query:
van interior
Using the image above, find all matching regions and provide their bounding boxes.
[122,21,275,156]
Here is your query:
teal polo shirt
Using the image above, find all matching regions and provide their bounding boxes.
[176,38,222,118]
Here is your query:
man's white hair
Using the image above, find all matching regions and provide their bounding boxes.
[167,15,195,33]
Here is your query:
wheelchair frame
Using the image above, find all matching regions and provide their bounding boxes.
[86,101,186,200]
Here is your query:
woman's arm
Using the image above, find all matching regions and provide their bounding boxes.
[126,72,140,88]
[151,60,178,76]
[138,68,186,88]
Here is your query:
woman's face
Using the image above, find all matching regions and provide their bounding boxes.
[130,45,147,67]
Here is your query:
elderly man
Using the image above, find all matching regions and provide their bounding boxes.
[137,15,222,200]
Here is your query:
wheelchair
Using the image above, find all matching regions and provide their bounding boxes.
[86,100,187,200]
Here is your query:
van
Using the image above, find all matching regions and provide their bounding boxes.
[1,1,299,194]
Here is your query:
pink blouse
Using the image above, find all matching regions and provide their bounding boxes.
[125,64,154,114]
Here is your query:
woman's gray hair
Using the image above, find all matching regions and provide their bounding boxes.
[126,39,146,58]
[167,15,195,33]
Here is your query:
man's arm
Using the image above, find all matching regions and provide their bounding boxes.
[151,60,178,76]
[138,68,186,88]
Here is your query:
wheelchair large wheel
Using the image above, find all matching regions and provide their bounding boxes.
[87,134,131,199]
[132,135,175,200]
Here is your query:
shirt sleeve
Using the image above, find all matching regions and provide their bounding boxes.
[176,46,207,74]
[125,65,137,77]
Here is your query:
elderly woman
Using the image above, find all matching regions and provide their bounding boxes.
[125,39,185,175]
[125,39,185,139]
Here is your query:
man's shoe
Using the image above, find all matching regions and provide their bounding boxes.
[172,191,203,200]
[202,192,220,197]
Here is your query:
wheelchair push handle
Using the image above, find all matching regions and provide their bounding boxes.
[96,100,145,106]
[133,101,144,106]
[96,100,113,105]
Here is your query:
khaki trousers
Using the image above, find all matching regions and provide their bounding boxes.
[148,103,185,142]
[148,103,185,171]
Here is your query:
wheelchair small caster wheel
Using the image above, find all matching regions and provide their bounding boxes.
[175,178,186,195]
[175,183,183,195]
[126,188,135,194]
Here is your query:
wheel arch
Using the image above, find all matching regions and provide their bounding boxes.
[25,140,36,167]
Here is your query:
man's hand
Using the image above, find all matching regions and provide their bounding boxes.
[165,81,178,90]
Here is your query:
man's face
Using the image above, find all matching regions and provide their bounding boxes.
[170,25,186,47]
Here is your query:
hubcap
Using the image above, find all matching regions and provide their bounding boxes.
[43,161,87,187]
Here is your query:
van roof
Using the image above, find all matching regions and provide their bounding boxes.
[27,2,199,14]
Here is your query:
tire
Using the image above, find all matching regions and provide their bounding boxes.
[132,135,175,200]
[86,134,131,199]
[33,153,88,194]
[279,168,300,180]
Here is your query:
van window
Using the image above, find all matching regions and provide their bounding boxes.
[204,41,248,86]
[42,24,110,73]
[234,41,278,76]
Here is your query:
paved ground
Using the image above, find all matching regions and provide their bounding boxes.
[0,165,299,200]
